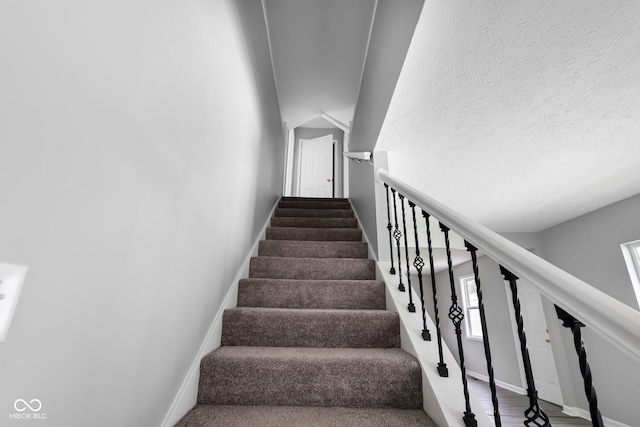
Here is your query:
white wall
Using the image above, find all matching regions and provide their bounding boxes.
[539,194,640,426]
[428,256,523,389]
[348,0,424,255]
[0,1,283,426]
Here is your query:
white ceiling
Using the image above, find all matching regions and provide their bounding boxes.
[262,0,640,232]
[263,0,377,130]
[376,0,640,232]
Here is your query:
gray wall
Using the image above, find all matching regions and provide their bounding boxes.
[348,0,424,254]
[426,256,524,388]
[0,1,284,425]
[292,127,344,197]
[538,193,640,425]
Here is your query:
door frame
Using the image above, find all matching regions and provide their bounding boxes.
[506,279,564,405]
[296,135,335,197]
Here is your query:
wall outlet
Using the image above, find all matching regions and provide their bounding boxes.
[0,263,28,343]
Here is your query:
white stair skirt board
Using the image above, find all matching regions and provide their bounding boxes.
[378,261,494,427]
[160,201,280,427]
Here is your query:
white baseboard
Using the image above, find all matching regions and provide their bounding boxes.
[160,200,278,427]
[466,370,526,395]
[562,406,630,427]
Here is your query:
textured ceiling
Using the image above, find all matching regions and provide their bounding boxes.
[376,0,640,232]
[263,0,376,130]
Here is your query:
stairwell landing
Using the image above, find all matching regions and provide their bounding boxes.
[177,197,436,426]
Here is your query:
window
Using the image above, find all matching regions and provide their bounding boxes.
[621,240,640,308]
[460,274,483,340]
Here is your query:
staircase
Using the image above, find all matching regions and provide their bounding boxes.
[176,197,436,426]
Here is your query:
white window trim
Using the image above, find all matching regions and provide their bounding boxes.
[621,239,640,309]
[460,274,483,341]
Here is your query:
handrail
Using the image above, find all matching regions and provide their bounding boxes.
[377,168,640,362]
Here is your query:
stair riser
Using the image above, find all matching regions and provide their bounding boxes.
[198,349,423,408]
[177,406,435,427]
[274,208,354,218]
[237,279,386,310]
[250,257,375,280]
[266,227,362,241]
[278,201,351,210]
[222,308,400,348]
[281,197,348,202]
[270,217,357,228]
[258,240,368,258]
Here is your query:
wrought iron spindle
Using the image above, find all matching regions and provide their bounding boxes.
[424,211,448,376]
[500,266,550,427]
[409,201,430,339]
[465,241,501,427]
[383,184,396,275]
[391,188,405,292]
[441,223,476,427]
[399,194,416,312]
[555,306,604,427]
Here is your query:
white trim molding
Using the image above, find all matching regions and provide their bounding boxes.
[466,370,526,396]
[562,406,631,427]
[620,239,640,309]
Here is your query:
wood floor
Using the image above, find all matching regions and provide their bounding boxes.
[467,377,592,426]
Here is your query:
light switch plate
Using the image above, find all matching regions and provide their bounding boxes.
[0,263,28,343]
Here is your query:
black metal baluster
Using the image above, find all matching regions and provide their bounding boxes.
[424,211,448,377]
[399,194,416,312]
[409,201,430,339]
[383,184,396,275]
[555,306,604,427]
[466,241,501,427]
[500,266,550,427]
[441,223,477,427]
[391,189,405,292]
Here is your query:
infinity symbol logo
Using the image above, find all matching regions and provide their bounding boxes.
[14,399,42,412]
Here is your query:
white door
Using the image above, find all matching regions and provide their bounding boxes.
[298,135,334,197]
[511,279,564,406]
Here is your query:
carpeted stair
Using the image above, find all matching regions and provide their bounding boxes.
[176,197,436,426]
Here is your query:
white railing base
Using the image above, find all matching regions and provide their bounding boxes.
[377,261,493,427]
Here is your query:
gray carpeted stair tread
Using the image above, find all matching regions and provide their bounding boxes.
[221,307,400,348]
[197,346,423,409]
[250,256,375,280]
[274,208,354,218]
[278,200,351,210]
[237,278,386,309]
[258,240,368,258]
[179,197,435,425]
[266,227,362,241]
[176,405,437,427]
[270,217,358,228]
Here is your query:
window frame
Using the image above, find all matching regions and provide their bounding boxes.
[459,274,483,341]
[621,239,640,309]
